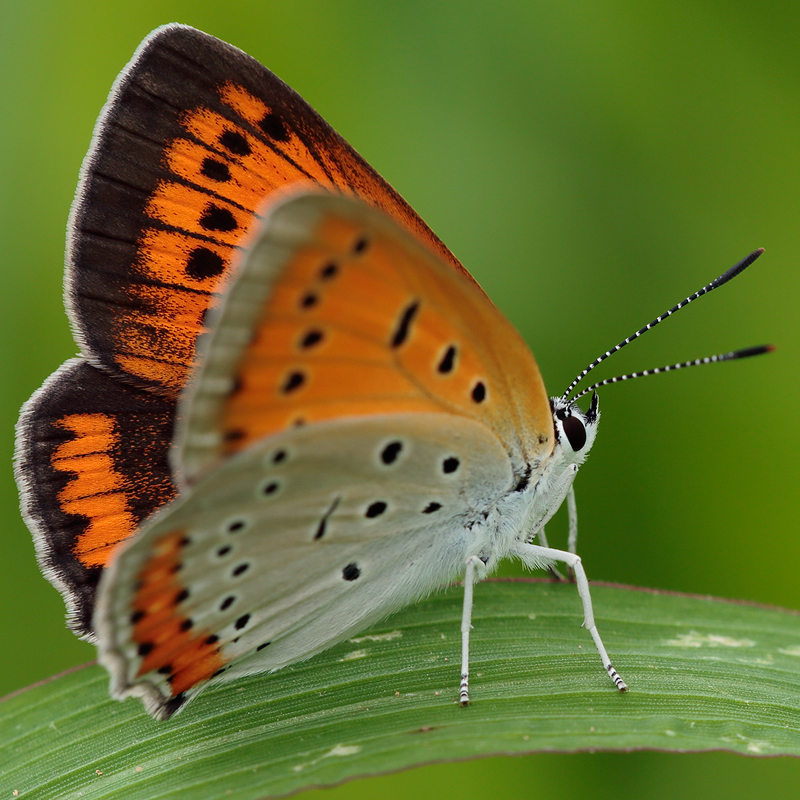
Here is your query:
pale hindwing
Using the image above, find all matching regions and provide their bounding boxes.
[96,413,512,718]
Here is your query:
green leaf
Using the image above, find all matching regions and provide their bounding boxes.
[3,580,800,799]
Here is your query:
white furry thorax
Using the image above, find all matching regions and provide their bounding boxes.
[465,392,600,575]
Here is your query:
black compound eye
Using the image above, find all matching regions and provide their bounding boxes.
[562,415,587,451]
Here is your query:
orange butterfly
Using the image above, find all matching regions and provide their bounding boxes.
[16,25,767,719]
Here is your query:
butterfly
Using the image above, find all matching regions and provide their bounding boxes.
[14,24,768,720]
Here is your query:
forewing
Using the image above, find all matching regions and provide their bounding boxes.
[178,192,554,484]
[67,24,466,397]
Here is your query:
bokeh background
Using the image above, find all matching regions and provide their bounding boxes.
[1,1,798,797]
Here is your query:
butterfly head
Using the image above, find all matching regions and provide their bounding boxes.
[549,391,599,468]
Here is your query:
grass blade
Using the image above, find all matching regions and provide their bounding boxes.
[2,580,800,799]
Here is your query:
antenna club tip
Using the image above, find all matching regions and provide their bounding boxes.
[735,344,775,359]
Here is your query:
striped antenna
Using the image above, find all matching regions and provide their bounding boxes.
[571,345,774,402]
[562,248,765,401]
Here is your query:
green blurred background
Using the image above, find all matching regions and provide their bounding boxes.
[1,0,797,797]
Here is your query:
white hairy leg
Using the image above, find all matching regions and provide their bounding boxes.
[459,555,483,705]
[512,541,628,692]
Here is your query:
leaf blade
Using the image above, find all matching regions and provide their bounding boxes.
[3,581,800,799]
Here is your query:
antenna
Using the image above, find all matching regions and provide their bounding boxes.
[562,248,765,400]
[570,345,774,401]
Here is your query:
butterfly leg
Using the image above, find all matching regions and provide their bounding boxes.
[567,486,578,555]
[537,527,567,582]
[539,484,577,580]
[531,466,579,582]
[566,486,578,580]
[459,554,484,706]
[512,541,628,692]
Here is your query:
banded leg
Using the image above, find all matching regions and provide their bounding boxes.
[513,541,628,692]
[459,555,482,706]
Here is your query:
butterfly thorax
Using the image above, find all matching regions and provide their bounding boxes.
[463,393,599,576]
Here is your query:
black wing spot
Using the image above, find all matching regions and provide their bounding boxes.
[272,449,288,464]
[205,634,220,645]
[131,610,145,624]
[390,300,420,348]
[365,501,387,518]
[219,595,235,611]
[261,480,280,496]
[235,614,251,630]
[300,292,318,309]
[186,247,225,280]
[281,370,306,394]
[380,441,403,464]
[232,563,250,577]
[352,236,369,254]
[315,496,341,540]
[138,642,154,657]
[471,381,486,403]
[423,502,442,513]
[300,329,324,349]
[220,129,251,156]
[157,665,173,675]
[319,262,338,279]
[257,641,272,651]
[438,345,457,374]
[200,157,232,182]
[442,457,460,474]
[180,618,193,632]
[173,588,190,605]
[200,204,237,232]
[227,519,247,533]
[259,111,290,141]
[216,545,232,557]
[342,563,361,581]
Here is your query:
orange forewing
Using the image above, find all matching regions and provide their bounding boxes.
[187,195,552,474]
[68,25,469,397]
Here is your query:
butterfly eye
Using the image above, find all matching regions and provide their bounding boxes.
[562,415,587,452]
